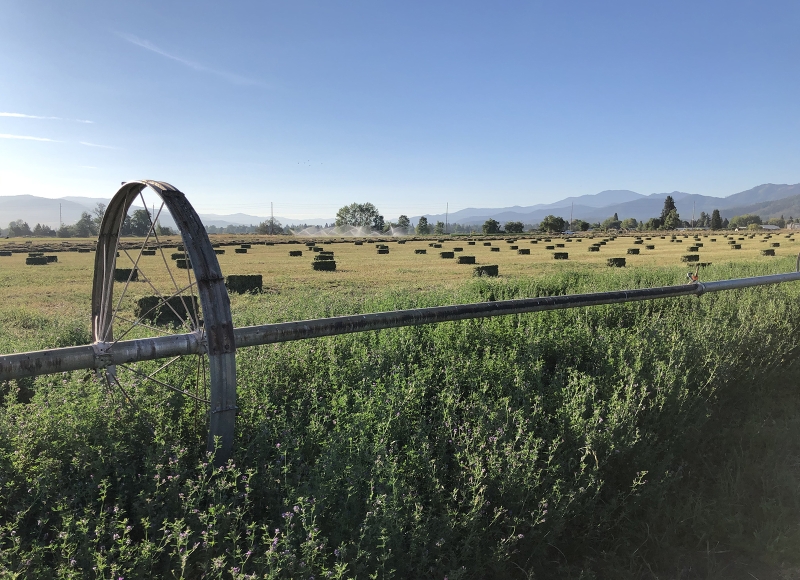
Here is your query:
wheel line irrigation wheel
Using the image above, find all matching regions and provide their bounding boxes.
[90,180,236,463]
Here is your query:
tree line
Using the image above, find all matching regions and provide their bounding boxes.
[4,204,175,238]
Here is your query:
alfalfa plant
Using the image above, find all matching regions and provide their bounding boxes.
[226,274,263,294]
[607,257,626,267]
[457,255,476,264]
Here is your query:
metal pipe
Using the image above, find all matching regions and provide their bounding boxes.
[2,271,800,382]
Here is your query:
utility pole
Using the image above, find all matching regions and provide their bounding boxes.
[59,203,62,228]
[270,202,274,235]
[692,201,695,229]
[445,203,448,235]
[570,202,574,230]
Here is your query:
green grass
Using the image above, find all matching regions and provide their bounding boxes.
[1,260,800,577]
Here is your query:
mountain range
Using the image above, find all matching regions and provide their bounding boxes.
[2,183,800,231]
[412,183,800,226]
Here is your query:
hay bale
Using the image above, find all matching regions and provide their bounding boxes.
[627,248,640,255]
[289,250,303,257]
[0,251,11,256]
[354,241,363,245]
[214,249,225,255]
[473,265,499,277]
[553,252,569,260]
[457,255,476,264]
[226,274,263,294]
[240,244,251,249]
[176,259,192,269]
[530,240,538,244]
[731,244,742,249]
[588,246,600,252]
[440,251,455,258]
[607,257,626,267]
[517,248,530,255]
[510,245,518,250]
[264,242,274,246]
[681,254,700,262]
[397,240,406,244]
[645,245,655,250]
[234,248,248,254]
[135,295,199,326]
[633,239,643,244]
[25,257,48,265]
[314,254,335,261]
[491,247,500,252]
[433,243,442,248]
[771,242,780,247]
[45,255,57,263]
[114,268,139,282]
[761,249,776,256]
[28,252,43,257]
[556,243,565,248]
[415,249,427,254]
[688,246,699,252]
[141,250,156,256]
[377,248,389,254]
[171,252,187,260]
[312,247,323,252]
[545,245,555,250]
[453,247,464,252]
[77,248,91,253]
[468,241,476,245]
[483,242,492,246]
[312,260,336,271]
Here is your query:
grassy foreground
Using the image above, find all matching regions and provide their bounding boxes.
[1,260,800,578]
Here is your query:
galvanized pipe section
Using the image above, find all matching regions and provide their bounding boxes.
[233,271,800,347]
[3,271,800,382]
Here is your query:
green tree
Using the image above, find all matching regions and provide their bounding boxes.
[729,214,762,229]
[129,209,152,237]
[32,223,56,237]
[767,216,786,228]
[92,203,107,229]
[710,209,722,230]
[660,196,677,223]
[571,219,590,231]
[643,217,661,230]
[397,215,411,233]
[620,217,638,230]
[538,215,565,232]
[416,216,430,235]
[433,221,445,235]
[662,209,682,230]
[8,220,31,236]
[483,218,502,234]
[601,216,621,230]
[504,221,524,233]
[255,218,282,234]
[74,211,98,237]
[335,202,382,229]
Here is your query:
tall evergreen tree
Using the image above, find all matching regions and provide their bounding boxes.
[660,196,677,223]
[710,209,722,230]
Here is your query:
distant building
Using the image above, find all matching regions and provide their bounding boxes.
[761,224,780,230]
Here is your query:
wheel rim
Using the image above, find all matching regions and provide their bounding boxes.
[91,180,237,463]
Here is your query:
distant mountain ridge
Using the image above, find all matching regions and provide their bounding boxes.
[412,184,800,226]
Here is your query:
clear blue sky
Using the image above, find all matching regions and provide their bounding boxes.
[1,1,798,219]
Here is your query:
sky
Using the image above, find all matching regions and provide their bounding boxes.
[1,0,799,220]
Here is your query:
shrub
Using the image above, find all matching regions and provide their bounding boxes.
[264,242,274,246]
[415,249,427,254]
[517,248,530,255]
[627,248,640,255]
[607,257,626,267]
[553,252,569,260]
[289,251,303,257]
[25,257,48,265]
[457,255,476,264]
[113,268,138,282]
[433,244,442,248]
[473,264,499,276]
[235,248,248,254]
[226,274,263,294]
[681,254,700,262]
[312,247,323,252]
[312,260,336,271]
[530,240,538,244]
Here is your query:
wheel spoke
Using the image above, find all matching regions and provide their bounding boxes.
[120,363,210,403]
[109,280,198,345]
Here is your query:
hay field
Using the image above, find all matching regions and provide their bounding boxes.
[0,231,795,321]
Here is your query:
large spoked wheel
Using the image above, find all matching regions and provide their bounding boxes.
[91,180,236,462]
